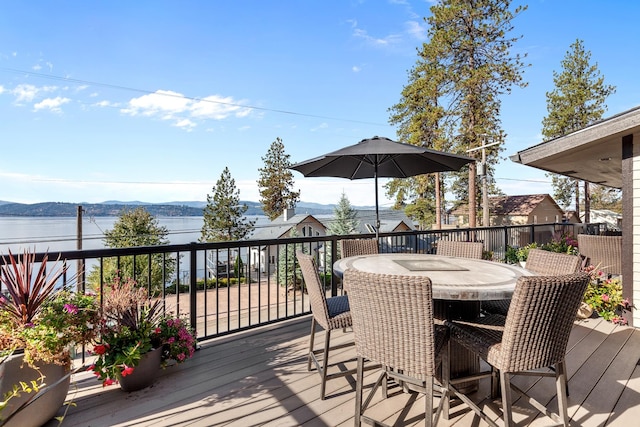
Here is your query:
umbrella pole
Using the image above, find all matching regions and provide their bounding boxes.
[374,165,379,239]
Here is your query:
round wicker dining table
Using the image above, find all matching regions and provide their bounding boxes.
[333,253,532,392]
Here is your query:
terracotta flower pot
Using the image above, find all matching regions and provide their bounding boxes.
[0,352,71,427]
[117,347,162,392]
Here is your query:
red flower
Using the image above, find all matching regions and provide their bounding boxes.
[121,366,135,377]
[103,378,115,387]
[154,327,162,334]
[93,344,109,355]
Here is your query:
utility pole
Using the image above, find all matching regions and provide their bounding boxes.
[467,137,500,227]
[77,205,85,292]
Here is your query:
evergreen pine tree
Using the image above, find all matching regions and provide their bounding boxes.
[201,167,255,242]
[326,193,359,235]
[389,0,528,227]
[257,137,301,220]
[542,39,616,219]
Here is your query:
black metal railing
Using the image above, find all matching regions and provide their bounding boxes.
[1,222,604,342]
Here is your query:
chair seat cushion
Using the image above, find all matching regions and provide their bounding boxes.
[326,295,352,329]
[447,314,506,366]
[327,295,350,317]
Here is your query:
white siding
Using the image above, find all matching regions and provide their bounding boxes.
[633,136,640,326]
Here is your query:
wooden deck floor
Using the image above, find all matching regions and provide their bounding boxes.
[47,316,640,427]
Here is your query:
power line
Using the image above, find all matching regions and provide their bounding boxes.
[0,67,388,127]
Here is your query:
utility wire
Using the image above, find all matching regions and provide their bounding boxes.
[0,67,388,127]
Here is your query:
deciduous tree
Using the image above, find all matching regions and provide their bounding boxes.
[87,207,175,295]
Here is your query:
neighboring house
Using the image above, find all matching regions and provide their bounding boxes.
[350,209,416,234]
[450,194,573,227]
[587,209,622,230]
[249,208,327,274]
[564,210,580,223]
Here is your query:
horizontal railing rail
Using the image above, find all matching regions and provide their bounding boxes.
[1,222,605,343]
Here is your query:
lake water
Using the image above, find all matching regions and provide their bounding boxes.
[0,216,270,254]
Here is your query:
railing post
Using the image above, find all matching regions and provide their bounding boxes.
[189,242,198,338]
[331,235,338,296]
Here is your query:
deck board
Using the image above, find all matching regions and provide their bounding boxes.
[45,316,640,427]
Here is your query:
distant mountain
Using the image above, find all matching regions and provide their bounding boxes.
[0,202,204,217]
[0,200,363,217]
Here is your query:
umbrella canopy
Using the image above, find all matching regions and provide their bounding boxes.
[290,136,475,235]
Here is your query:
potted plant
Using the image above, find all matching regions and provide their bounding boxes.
[0,249,100,427]
[582,265,632,324]
[90,276,196,391]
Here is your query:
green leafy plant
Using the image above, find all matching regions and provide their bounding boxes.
[90,277,196,386]
[516,243,538,262]
[541,231,578,255]
[153,315,196,365]
[583,265,631,324]
[0,250,100,366]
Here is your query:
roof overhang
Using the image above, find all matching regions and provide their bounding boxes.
[510,106,640,189]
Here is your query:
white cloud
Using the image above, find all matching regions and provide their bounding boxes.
[0,85,5,94]
[122,90,190,117]
[94,100,117,107]
[352,65,361,73]
[405,20,427,40]
[33,96,70,112]
[121,90,252,129]
[12,84,40,102]
[32,64,42,71]
[352,28,402,47]
[311,122,328,132]
[174,118,196,130]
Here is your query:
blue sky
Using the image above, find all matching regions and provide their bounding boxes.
[0,1,637,208]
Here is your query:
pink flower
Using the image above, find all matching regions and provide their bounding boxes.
[64,303,79,314]
[121,366,135,377]
[601,294,610,302]
[168,337,175,344]
[177,353,186,361]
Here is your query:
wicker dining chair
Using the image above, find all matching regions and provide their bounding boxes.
[482,248,582,316]
[296,252,356,400]
[339,238,379,258]
[435,240,483,259]
[447,273,590,427]
[343,269,450,427]
[577,234,622,276]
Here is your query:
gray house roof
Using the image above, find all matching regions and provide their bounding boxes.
[315,209,415,234]
[250,211,324,240]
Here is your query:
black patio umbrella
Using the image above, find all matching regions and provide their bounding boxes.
[290,136,475,236]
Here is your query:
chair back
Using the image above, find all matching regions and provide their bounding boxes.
[297,252,331,330]
[339,238,379,258]
[500,273,590,372]
[343,269,438,378]
[435,240,483,259]
[525,248,582,275]
[577,234,622,275]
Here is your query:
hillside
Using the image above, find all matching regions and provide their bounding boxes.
[0,201,337,217]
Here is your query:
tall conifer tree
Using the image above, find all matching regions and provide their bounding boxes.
[389,0,527,227]
[201,167,255,242]
[257,137,300,220]
[541,39,616,221]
